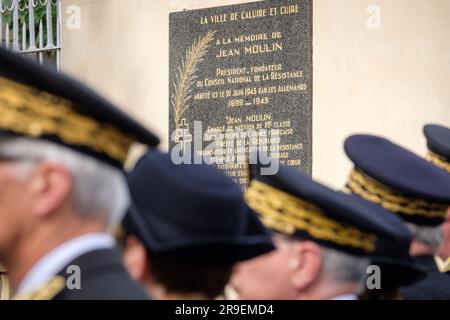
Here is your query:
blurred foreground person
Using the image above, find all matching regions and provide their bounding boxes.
[423,124,450,272]
[344,134,450,299]
[231,164,405,300]
[0,47,159,300]
[119,151,274,300]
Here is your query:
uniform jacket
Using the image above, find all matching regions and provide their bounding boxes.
[21,248,149,300]
[400,255,450,300]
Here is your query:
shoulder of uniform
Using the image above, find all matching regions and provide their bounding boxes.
[14,276,66,300]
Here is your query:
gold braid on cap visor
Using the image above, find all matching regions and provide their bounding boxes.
[427,151,450,173]
[0,77,135,165]
[345,169,448,219]
[245,180,377,253]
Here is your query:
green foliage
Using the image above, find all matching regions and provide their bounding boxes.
[1,0,57,48]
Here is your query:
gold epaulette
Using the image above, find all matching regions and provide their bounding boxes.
[0,273,10,300]
[435,255,450,273]
[13,276,65,300]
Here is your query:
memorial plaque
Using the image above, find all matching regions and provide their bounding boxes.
[169,0,312,188]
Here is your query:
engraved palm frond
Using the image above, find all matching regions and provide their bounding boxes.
[171,30,216,128]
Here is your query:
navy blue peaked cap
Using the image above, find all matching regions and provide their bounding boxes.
[424,124,450,161]
[424,124,450,172]
[247,164,425,286]
[0,47,159,168]
[245,164,411,258]
[344,134,450,226]
[123,150,274,264]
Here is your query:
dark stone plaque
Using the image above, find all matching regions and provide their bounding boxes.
[169,0,312,188]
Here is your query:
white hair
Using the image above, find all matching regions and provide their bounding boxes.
[0,137,130,229]
[406,222,442,248]
[320,246,370,293]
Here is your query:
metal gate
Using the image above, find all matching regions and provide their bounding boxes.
[0,0,61,70]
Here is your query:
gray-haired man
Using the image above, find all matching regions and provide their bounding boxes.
[231,164,407,300]
[0,47,159,300]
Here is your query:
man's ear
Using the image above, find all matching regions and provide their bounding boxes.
[29,162,73,218]
[290,241,323,291]
[123,235,150,282]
